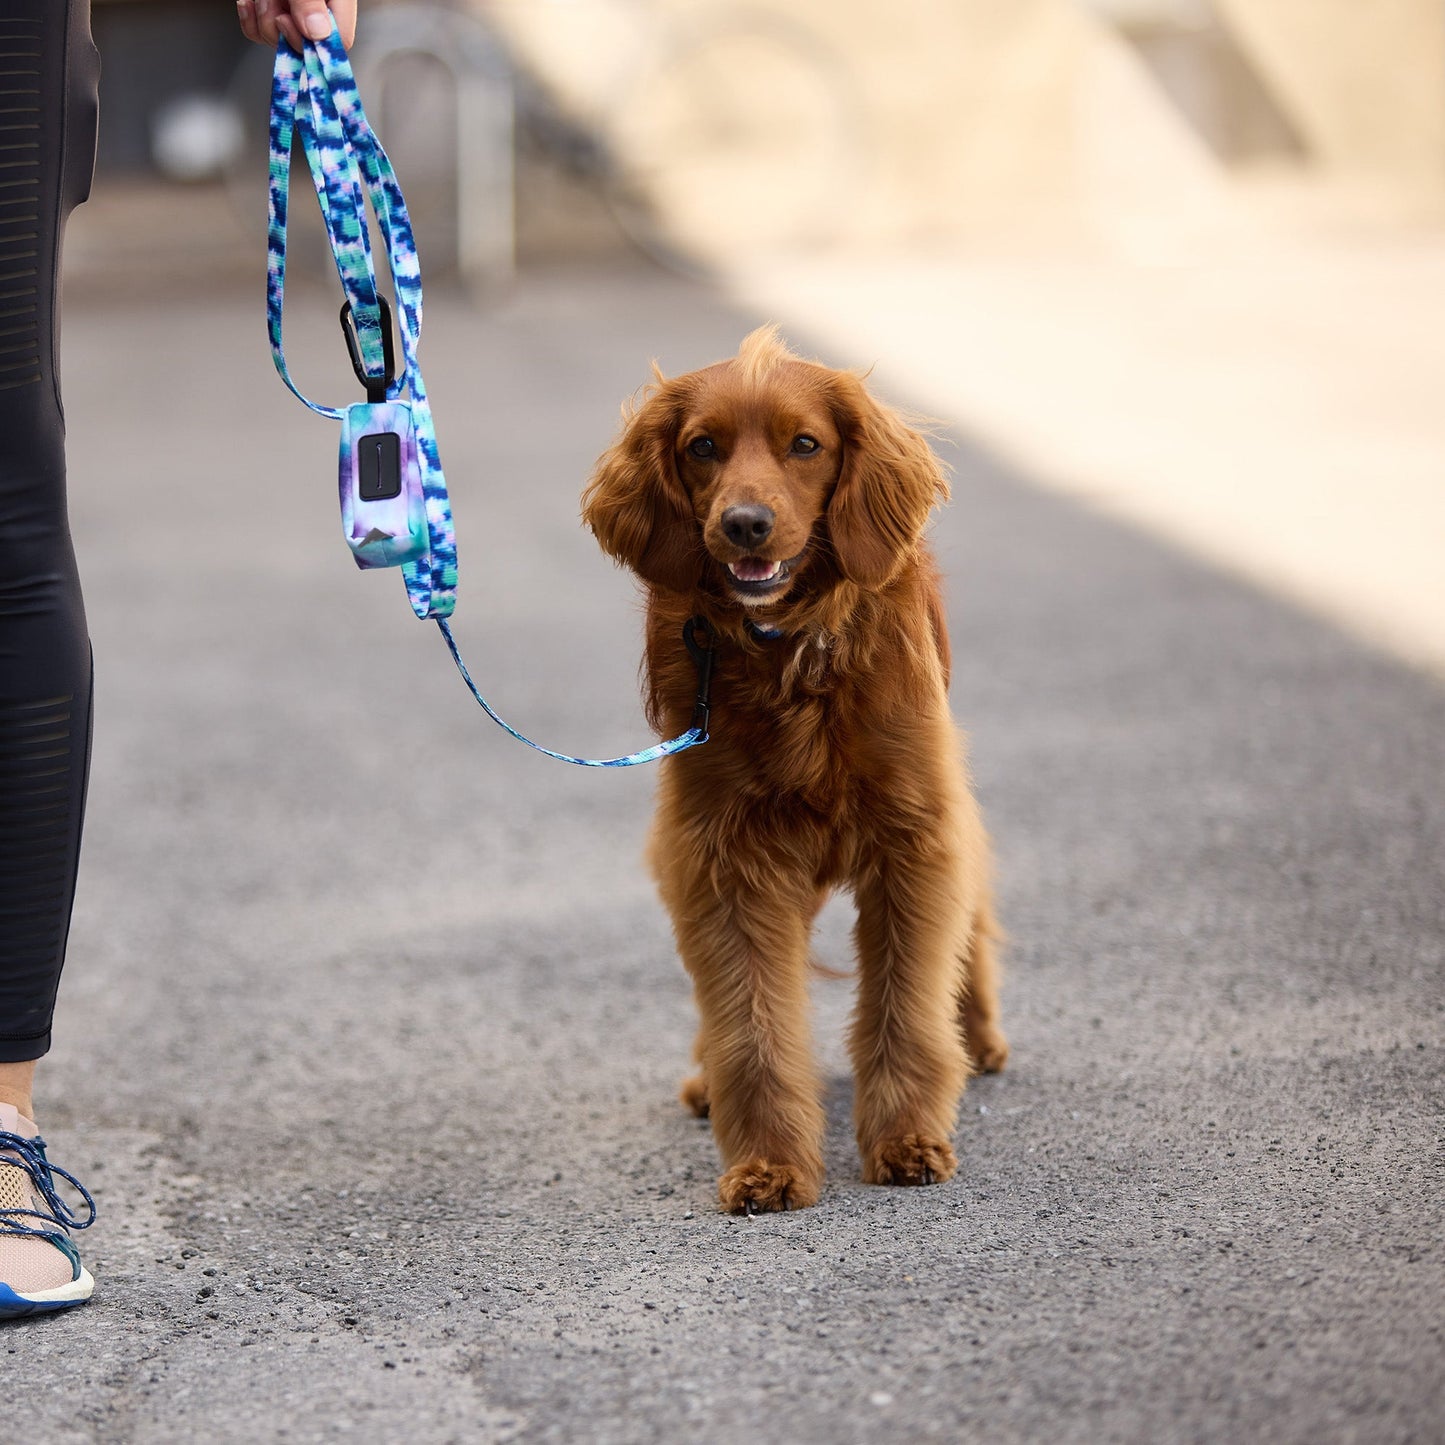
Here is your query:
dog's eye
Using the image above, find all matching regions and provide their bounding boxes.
[791,435,820,455]
[686,437,716,459]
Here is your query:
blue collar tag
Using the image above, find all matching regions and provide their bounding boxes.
[264,24,711,768]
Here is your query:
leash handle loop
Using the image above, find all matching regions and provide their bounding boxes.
[268,27,455,619]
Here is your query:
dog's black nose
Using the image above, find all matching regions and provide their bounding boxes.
[721,503,775,549]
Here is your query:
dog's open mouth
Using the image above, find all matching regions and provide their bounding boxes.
[723,550,805,597]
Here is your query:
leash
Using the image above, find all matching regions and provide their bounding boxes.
[265,23,711,766]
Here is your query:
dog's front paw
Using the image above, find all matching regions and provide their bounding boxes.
[718,1158,822,1214]
[864,1134,958,1187]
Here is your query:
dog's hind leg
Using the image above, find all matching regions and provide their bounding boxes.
[679,1030,710,1118]
[958,896,1009,1075]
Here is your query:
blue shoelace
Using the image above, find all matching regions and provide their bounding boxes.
[0,1130,96,1247]
[266,25,710,767]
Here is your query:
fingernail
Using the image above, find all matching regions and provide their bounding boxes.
[305,12,332,39]
[253,0,269,15]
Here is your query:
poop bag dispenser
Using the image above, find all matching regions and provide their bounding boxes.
[335,297,427,570]
[338,398,427,569]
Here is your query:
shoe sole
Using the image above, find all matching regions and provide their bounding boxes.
[0,1266,94,1318]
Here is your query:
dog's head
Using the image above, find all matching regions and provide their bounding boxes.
[582,327,948,611]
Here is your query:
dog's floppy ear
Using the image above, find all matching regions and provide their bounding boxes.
[825,371,949,591]
[582,380,702,595]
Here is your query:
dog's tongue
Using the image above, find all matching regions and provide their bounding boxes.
[729,557,780,583]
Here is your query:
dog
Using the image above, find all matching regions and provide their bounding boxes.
[582,326,1007,1213]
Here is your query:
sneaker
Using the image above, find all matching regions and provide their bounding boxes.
[0,1102,96,1317]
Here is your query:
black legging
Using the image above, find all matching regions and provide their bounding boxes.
[0,0,98,1063]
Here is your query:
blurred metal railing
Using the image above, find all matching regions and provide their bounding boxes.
[351,4,516,291]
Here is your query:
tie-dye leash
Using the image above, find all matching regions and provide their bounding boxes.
[265,25,711,766]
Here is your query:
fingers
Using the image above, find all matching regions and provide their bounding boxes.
[237,0,286,49]
[327,0,358,49]
[236,0,261,45]
[289,0,342,45]
[275,10,305,53]
[237,0,357,51]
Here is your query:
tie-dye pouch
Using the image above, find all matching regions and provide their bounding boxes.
[338,399,428,570]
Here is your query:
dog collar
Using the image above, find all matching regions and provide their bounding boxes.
[745,619,785,642]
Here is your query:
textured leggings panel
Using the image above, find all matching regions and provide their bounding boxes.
[0,0,98,1062]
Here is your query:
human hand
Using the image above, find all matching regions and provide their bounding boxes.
[237,0,358,52]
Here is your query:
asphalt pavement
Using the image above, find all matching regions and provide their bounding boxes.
[8,263,1442,1443]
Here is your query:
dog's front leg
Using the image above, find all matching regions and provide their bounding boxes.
[665,865,825,1213]
[851,844,973,1187]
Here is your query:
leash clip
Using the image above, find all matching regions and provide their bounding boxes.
[339,296,397,403]
[683,616,716,740]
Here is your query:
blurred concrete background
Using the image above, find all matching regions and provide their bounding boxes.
[72,0,1445,676]
[15,1,1444,1440]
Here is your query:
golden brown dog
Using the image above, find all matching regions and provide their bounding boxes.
[582,326,1007,1213]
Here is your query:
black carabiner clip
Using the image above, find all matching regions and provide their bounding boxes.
[339,295,397,404]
